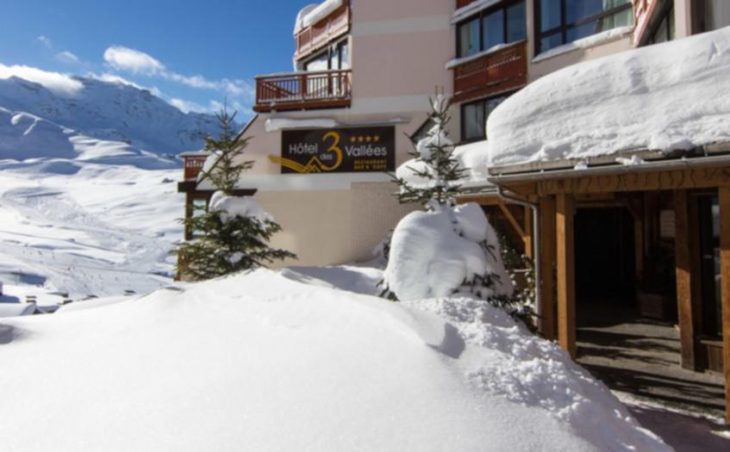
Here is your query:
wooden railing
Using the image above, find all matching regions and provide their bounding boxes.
[456,0,479,9]
[452,40,528,104]
[254,69,352,113]
[295,2,350,61]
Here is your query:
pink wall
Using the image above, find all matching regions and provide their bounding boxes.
[352,32,453,98]
[354,0,451,23]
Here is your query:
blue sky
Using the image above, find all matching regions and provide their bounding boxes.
[0,0,312,115]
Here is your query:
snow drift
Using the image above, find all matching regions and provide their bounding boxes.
[384,203,512,301]
[487,26,730,166]
[0,269,667,451]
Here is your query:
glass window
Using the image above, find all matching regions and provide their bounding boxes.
[540,0,562,30]
[304,51,328,72]
[483,10,504,50]
[459,18,481,57]
[457,1,525,57]
[339,43,350,69]
[704,0,730,32]
[538,0,632,53]
[506,2,527,42]
[462,102,486,142]
[462,95,509,142]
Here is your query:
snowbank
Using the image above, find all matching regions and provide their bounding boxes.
[383,203,512,300]
[0,269,667,451]
[488,27,730,166]
[209,191,272,223]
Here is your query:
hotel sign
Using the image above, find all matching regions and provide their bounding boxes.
[273,126,395,174]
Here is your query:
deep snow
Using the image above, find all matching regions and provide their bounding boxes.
[0,269,668,451]
[0,160,183,299]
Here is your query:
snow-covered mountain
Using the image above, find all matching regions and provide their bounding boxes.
[0,72,231,298]
[0,75,221,161]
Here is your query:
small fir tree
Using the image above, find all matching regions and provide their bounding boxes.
[384,94,534,325]
[394,95,467,209]
[177,109,295,281]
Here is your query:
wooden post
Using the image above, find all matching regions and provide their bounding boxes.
[524,206,534,259]
[556,194,576,358]
[539,197,556,340]
[718,187,730,423]
[674,190,699,370]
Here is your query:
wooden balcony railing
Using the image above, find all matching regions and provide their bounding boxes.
[456,0,480,9]
[452,40,528,104]
[295,2,350,61]
[254,69,352,113]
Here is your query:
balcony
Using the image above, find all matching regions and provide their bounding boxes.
[295,1,350,61]
[253,69,352,113]
[452,41,528,104]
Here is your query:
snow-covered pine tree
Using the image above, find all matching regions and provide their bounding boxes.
[394,95,466,209]
[177,109,295,281]
[384,94,533,325]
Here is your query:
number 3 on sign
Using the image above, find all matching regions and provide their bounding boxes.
[320,131,344,171]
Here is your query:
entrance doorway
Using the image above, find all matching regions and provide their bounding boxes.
[573,204,725,417]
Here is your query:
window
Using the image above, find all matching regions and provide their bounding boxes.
[191,198,208,238]
[696,0,730,33]
[537,0,633,54]
[461,95,508,142]
[303,41,349,71]
[647,4,674,45]
[457,1,526,58]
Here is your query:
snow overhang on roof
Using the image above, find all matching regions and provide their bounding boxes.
[486,26,730,171]
[294,0,344,34]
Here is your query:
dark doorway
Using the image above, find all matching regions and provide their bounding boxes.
[574,204,725,418]
[575,207,636,305]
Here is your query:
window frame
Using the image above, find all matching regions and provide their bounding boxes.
[456,0,527,58]
[646,2,674,45]
[535,0,633,55]
[460,93,512,143]
[303,39,349,72]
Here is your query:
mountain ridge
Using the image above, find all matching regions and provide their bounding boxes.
[0,74,227,163]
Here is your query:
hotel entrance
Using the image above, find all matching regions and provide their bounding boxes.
[573,195,726,417]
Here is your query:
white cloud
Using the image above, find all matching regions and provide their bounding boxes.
[169,98,245,115]
[169,98,208,114]
[0,63,83,97]
[55,51,80,65]
[102,45,254,102]
[104,46,165,74]
[37,35,52,49]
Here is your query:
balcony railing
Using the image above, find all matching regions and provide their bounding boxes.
[452,40,528,104]
[253,69,352,113]
[295,1,350,61]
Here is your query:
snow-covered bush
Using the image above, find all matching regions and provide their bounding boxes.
[177,109,295,281]
[384,95,530,322]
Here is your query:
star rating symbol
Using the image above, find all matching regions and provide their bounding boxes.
[349,135,381,143]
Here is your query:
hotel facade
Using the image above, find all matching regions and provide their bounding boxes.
[179,0,730,421]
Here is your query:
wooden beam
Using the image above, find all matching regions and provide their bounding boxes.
[539,197,556,340]
[523,206,534,259]
[498,201,526,239]
[500,165,730,197]
[556,194,576,358]
[718,187,730,423]
[674,190,699,370]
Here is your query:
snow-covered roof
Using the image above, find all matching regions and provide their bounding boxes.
[294,0,343,34]
[487,27,730,168]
